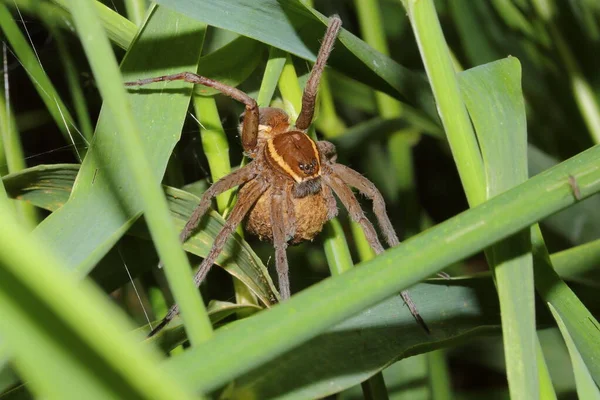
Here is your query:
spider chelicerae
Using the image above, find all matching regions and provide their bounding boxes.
[126,16,426,337]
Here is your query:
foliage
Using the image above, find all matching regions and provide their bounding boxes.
[1,0,599,398]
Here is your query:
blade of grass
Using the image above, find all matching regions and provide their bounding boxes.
[257,47,286,107]
[536,335,558,400]
[50,26,94,143]
[0,3,86,160]
[124,0,147,26]
[552,238,600,286]
[33,5,203,273]
[426,350,452,400]
[401,0,485,207]
[164,140,600,393]
[549,304,600,399]
[0,199,197,400]
[63,1,211,345]
[0,61,37,229]
[2,164,279,304]
[354,0,420,236]
[51,0,137,50]
[458,57,538,399]
[532,225,600,387]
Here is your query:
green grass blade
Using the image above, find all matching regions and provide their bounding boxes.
[532,225,600,387]
[163,141,600,392]
[0,74,37,229]
[33,6,202,273]
[0,201,197,399]
[257,47,286,107]
[458,57,538,399]
[549,304,600,399]
[426,351,453,400]
[0,3,86,160]
[536,335,558,400]
[402,0,486,207]
[61,2,211,344]
[124,0,147,26]
[51,26,94,142]
[2,164,278,305]
[528,144,600,245]
[52,0,137,50]
[552,238,600,286]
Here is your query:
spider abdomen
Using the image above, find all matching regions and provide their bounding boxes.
[244,186,329,244]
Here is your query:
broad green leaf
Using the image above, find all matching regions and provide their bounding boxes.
[458,57,538,399]
[163,141,600,393]
[33,6,205,274]
[154,0,437,120]
[549,304,600,400]
[1,164,278,305]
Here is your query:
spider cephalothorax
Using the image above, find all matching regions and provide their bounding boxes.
[126,16,425,337]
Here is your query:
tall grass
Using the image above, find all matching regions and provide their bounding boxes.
[1,0,599,398]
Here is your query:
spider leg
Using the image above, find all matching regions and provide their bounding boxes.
[148,177,265,338]
[330,163,399,247]
[323,174,385,253]
[323,172,430,334]
[125,72,259,152]
[322,184,339,220]
[271,191,291,299]
[295,16,342,130]
[317,140,338,163]
[179,162,257,245]
[285,194,297,241]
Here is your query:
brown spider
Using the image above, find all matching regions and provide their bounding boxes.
[126,16,426,337]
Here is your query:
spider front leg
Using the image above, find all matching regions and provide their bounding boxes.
[125,72,260,152]
[271,191,292,300]
[295,16,342,130]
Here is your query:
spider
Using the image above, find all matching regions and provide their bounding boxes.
[126,15,426,337]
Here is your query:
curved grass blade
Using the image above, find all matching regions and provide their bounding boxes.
[2,164,278,304]
[0,3,87,159]
[0,201,197,400]
[33,5,205,274]
[226,278,600,400]
[458,57,538,399]
[52,1,213,344]
[549,304,600,400]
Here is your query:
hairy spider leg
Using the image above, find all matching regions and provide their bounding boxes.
[148,177,266,337]
[325,164,430,333]
[125,72,260,153]
[296,16,342,130]
[271,192,291,299]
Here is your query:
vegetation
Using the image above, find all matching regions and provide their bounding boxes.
[0,0,599,398]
